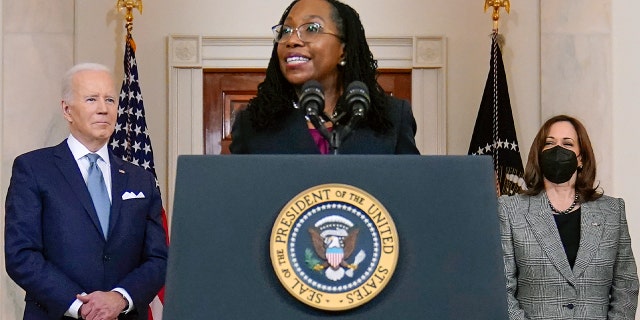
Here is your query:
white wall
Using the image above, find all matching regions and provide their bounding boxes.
[541,0,614,194]
[612,0,640,281]
[1,1,75,319]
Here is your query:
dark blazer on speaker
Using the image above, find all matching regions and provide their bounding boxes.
[229,97,420,154]
[5,140,168,320]
[498,193,639,320]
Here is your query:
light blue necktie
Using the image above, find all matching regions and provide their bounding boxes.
[86,153,110,239]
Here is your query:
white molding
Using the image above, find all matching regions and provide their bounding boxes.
[414,36,445,68]
[167,35,447,215]
[169,35,201,67]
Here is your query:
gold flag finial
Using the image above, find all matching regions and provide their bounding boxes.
[116,0,143,35]
[484,0,510,31]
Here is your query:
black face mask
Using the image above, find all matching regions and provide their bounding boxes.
[540,145,578,184]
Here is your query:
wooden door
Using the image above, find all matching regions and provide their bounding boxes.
[203,70,265,155]
[203,69,411,154]
[377,69,411,100]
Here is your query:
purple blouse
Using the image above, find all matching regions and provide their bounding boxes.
[309,128,332,154]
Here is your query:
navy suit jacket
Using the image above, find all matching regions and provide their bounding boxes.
[230,97,420,154]
[5,140,168,320]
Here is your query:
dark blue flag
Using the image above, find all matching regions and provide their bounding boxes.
[109,36,157,177]
[468,32,526,196]
[108,35,167,319]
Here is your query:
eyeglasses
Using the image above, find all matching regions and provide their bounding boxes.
[271,22,342,43]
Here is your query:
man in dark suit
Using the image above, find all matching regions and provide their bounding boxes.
[4,63,168,320]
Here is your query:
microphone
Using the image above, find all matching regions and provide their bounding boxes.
[338,81,370,146]
[344,81,370,120]
[300,80,324,119]
[300,80,332,145]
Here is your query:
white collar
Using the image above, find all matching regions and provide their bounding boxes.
[67,134,110,165]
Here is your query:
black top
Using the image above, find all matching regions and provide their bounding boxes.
[229,96,420,154]
[553,207,582,269]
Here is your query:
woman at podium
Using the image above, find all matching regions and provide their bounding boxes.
[498,114,638,319]
[229,0,419,155]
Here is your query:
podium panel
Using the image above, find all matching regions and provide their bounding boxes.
[164,155,508,319]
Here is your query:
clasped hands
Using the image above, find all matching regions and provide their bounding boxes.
[77,291,127,320]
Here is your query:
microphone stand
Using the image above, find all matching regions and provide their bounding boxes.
[306,113,339,154]
[331,80,369,154]
[309,112,360,155]
[328,112,348,155]
[330,129,341,155]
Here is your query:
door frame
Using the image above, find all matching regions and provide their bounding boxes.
[167,35,447,214]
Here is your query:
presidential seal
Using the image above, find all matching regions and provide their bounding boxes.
[270,184,399,311]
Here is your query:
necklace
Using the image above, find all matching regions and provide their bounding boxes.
[548,193,579,214]
[295,101,340,123]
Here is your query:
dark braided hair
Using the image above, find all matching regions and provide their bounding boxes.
[246,0,392,133]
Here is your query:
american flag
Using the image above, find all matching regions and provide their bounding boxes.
[468,31,526,196]
[109,35,168,320]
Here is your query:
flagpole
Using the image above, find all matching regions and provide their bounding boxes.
[484,0,510,32]
[115,0,143,163]
[116,0,143,35]
[113,2,169,319]
[470,0,525,196]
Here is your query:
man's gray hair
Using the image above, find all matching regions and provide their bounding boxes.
[61,63,113,102]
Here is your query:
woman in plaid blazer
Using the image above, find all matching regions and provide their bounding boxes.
[498,115,638,319]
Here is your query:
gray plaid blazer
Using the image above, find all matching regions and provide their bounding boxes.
[498,193,639,320]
